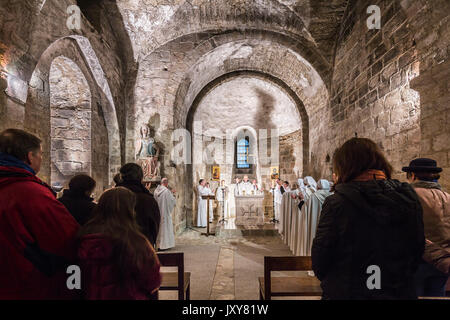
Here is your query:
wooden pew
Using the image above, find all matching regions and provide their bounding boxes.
[157,252,191,300]
[259,256,322,300]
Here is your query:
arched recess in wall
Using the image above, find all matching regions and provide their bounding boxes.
[186,70,309,171]
[184,70,309,227]
[49,55,91,188]
[25,36,120,188]
[230,125,262,183]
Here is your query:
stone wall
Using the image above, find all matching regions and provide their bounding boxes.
[0,0,132,188]
[404,0,450,190]
[328,0,449,189]
[49,56,91,188]
[279,129,303,185]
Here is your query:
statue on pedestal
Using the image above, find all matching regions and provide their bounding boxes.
[135,125,160,182]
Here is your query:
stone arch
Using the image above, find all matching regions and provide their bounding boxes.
[229,125,262,185]
[132,30,329,231]
[128,0,331,72]
[186,70,309,173]
[25,36,120,189]
[184,70,308,228]
[130,30,328,164]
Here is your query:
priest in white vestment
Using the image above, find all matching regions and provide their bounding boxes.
[215,180,229,221]
[282,181,291,193]
[240,175,253,195]
[296,178,307,198]
[204,182,214,222]
[270,179,283,221]
[154,178,176,250]
[197,179,210,227]
[228,177,241,218]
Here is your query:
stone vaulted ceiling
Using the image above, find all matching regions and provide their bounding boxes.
[116,0,349,69]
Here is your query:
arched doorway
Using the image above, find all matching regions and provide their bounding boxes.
[186,72,306,227]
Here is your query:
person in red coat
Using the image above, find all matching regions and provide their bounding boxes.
[0,128,80,299]
[77,187,161,300]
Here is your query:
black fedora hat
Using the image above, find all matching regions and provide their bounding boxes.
[402,158,442,173]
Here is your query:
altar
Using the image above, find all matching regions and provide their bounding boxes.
[235,193,265,226]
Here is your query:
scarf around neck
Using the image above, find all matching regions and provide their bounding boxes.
[353,169,386,182]
[0,152,36,175]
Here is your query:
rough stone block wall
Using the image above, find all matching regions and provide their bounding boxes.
[0,0,130,188]
[328,0,449,189]
[279,129,303,186]
[49,56,91,188]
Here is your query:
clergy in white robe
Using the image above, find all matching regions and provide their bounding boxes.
[154,178,176,250]
[228,177,240,218]
[251,179,261,194]
[305,179,332,254]
[240,175,252,195]
[215,180,229,220]
[204,182,214,222]
[270,179,283,221]
[282,181,291,193]
[296,176,318,256]
[296,178,307,198]
[197,179,210,227]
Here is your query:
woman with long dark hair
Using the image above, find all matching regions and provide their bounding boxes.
[311,138,425,299]
[77,187,161,300]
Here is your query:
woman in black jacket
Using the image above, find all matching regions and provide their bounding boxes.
[58,174,96,225]
[117,163,161,248]
[311,138,425,299]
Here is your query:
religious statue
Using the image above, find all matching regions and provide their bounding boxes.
[135,125,160,181]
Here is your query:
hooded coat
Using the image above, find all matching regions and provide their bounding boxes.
[312,179,425,299]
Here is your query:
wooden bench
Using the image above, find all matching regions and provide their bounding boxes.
[157,252,191,300]
[259,256,322,300]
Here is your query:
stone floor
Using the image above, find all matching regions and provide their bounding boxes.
[158,222,320,300]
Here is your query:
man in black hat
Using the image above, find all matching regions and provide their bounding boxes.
[403,158,450,297]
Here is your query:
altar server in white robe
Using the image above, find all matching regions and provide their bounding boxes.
[305,179,332,254]
[216,180,229,220]
[303,176,317,199]
[204,182,214,222]
[240,175,253,194]
[228,177,241,218]
[296,178,307,198]
[154,178,176,250]
[296,176,318,256]
[251,179,260,193]
[282,181,291,193]
[270,178,283,221]
[197,179,210,227]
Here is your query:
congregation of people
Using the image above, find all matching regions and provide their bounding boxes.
[277,139,449,299]
[0,128,177,299]
[0,128,449,300]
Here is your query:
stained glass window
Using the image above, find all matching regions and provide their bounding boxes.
[236,138,250,168]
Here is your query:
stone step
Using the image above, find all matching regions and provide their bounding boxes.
[215,224,280,238]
